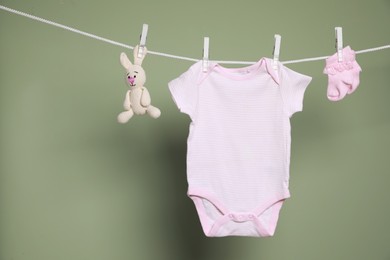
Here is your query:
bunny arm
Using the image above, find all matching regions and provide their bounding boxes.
[140,87,151,107]
[123,90,131,110]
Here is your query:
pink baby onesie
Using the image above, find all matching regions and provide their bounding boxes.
[169,58,311,237]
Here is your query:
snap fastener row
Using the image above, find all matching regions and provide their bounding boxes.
[228,213,256,222]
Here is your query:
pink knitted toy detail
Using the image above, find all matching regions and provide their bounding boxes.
[323,46,362,101]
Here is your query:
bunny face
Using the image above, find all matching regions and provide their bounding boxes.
[125,65,146,88]
[120,45,147,88]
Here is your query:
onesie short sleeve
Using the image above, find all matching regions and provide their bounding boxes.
[279,65,312,117]
[168,63,199,120]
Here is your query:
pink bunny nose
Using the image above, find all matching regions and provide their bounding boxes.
[127,76,135,84]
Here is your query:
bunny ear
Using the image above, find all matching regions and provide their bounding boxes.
[133,45,147,65]
[120,52,132,70]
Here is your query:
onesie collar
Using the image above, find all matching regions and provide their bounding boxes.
[196,58,280,85]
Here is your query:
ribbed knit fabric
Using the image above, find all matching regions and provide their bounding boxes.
[169,58,312,237]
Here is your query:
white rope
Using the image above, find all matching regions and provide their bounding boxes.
[147,50,199,62]
[1,4,389,65]
[0,5,133,50]
[356,45,390,54]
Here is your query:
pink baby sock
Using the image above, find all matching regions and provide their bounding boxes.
[323,46,362,101]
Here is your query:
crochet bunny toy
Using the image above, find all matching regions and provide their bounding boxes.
[117,45,161,123]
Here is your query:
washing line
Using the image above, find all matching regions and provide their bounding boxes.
[1,4,389,65]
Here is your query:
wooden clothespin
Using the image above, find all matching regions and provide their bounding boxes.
[273,34,281,70]
[202,37,209,73]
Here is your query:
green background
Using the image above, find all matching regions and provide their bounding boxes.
[1,0,389,259]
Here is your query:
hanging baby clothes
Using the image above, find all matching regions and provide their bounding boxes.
[323,46,362,101]
[168,58,312,237]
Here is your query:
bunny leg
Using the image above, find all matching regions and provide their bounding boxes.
[146,105,161,119]
[117,109,134,123]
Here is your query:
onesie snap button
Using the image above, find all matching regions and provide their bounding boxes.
[236,214,250,222]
